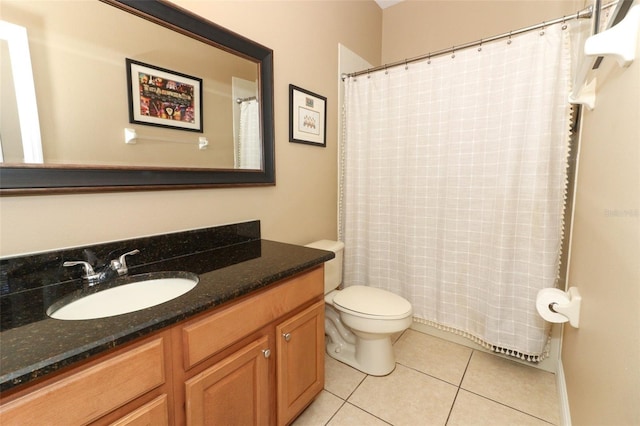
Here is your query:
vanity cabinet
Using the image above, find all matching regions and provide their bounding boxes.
[182,301,325,426]
[179,266,325,426]
[0,333,173,426]
[0,266,325,426]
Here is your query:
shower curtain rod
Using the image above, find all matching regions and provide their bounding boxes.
[342,3,614,79]
[236,96,257,104]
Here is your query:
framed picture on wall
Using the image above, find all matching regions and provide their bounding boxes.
[126,59,203,132]
[289,84,327,147]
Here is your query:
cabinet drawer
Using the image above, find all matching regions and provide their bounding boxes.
[182,266,323,369]
[109,394,169,426]
[0,337,166,425]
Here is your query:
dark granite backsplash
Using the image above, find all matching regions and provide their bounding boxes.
[0,224,333,392]
[0,220,261,331]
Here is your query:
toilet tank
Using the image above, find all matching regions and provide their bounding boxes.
[305,240,344,294]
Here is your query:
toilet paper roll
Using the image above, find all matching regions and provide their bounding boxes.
[536,288,570,323]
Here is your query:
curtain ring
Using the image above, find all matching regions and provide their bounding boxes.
[385,65,388,75]
[561,16,567,30]
[427,53,431,64]
[405,59,408,70]
[540,21,546,36]
[478,39,483,52]
[451,46,456,59]
[367,69,371,79]
[507,31,512,45]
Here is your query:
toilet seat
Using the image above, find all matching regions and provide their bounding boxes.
[332,285,412,320]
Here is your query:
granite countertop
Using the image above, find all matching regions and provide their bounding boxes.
[0,239,333,393]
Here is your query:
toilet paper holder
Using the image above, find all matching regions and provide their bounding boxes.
[549,287,582,328]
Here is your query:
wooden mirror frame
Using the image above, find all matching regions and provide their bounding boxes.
[0,0,275,195]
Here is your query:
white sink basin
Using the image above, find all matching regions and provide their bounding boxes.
[48,274,198,320]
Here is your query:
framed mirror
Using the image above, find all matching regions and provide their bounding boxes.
[0,0,275,194]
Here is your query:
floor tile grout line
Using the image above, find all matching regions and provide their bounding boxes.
[318,329,559,426]
[394,361,465,388]
[322,399,346,426]
[460,349,476,385]
[323,376,364,404]
[394,328,477,388]
[345,372,369,401]
[444,386,462,425]
[342,401,394,425]
[394,332,558,424]
[321,384,555,426]
[456,387,558,426]
[323,388,347,401]
[323,386,394,425]
[460,350,557,425]
[444,348,475,425]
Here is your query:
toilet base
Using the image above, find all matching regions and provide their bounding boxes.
[326,335,396,376]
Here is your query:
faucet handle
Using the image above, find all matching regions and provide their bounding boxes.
[63,261,100,282]
[112,249,140,275]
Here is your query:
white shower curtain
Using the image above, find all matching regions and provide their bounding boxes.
[236,99,261,169]
[341,22,572,360]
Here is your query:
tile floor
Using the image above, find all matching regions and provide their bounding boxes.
[294,329,559,426]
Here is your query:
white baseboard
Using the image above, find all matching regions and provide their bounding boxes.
[556,359,572,426]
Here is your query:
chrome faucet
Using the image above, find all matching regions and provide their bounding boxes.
[109,249,140,276]
[63,249,140,286]
[61,260,103,285]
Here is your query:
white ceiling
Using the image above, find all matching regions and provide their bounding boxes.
[375,0,404,9]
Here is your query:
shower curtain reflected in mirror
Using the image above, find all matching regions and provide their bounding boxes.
[236,99,261,169]
[341,22,573,361]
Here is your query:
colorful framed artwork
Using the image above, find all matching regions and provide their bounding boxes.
[126,58,203,132]
[289,84,326,147]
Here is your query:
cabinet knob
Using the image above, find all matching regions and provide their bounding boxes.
[282,333,291,342]
[262,349,271,358]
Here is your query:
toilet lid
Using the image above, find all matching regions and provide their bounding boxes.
[332,285,412,319]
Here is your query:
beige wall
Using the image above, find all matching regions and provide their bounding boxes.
[562,27,640,426]
[381,0,583,63]
[0,1,381,256]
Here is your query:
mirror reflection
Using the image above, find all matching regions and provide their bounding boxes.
[1,0,262,170]
[0,20,42,163]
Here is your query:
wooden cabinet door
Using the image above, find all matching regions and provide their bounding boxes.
[276,300,325,426]
[185,336,271,426]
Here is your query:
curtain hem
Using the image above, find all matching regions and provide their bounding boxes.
[412,316,551,362]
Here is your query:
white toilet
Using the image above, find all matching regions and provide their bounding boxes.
[306,240,413,376]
